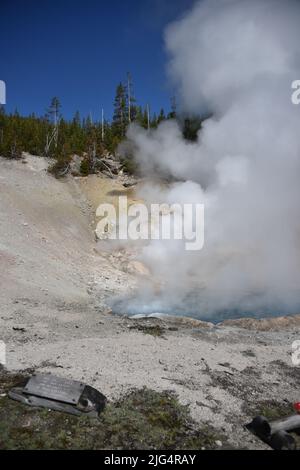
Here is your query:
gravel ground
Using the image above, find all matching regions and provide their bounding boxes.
[0,155,299,450]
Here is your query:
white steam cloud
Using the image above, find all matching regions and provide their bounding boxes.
[116,0,300,321]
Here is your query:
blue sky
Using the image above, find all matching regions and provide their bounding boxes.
[1,0,195,120]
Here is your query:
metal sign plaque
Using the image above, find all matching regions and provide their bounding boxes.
[24,374,85,405]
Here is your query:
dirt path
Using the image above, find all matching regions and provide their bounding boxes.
[0,155,299,450]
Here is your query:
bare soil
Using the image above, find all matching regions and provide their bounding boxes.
[0,155,299,450]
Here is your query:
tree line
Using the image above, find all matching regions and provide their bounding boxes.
[0,74,203,176]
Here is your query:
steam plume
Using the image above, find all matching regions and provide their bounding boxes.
[116,0,300,321]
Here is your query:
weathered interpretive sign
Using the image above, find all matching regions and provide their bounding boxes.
[9,373,106,417]
[24,374,85,404]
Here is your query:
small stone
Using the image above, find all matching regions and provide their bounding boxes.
[215,440,223,447]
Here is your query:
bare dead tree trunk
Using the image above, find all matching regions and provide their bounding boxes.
[127,72,132,124]
[101,108,104,141]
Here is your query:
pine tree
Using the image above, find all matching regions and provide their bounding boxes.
[72,111,81,127]
[112,83,127,138]
[168,96,177,119]
[45,97,62,155]
[126,72,138,123]
[0,74,177,176]
[47,97,61,125]
[157,108,166,124]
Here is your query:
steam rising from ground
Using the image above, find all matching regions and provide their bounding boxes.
[116,0,300,321]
